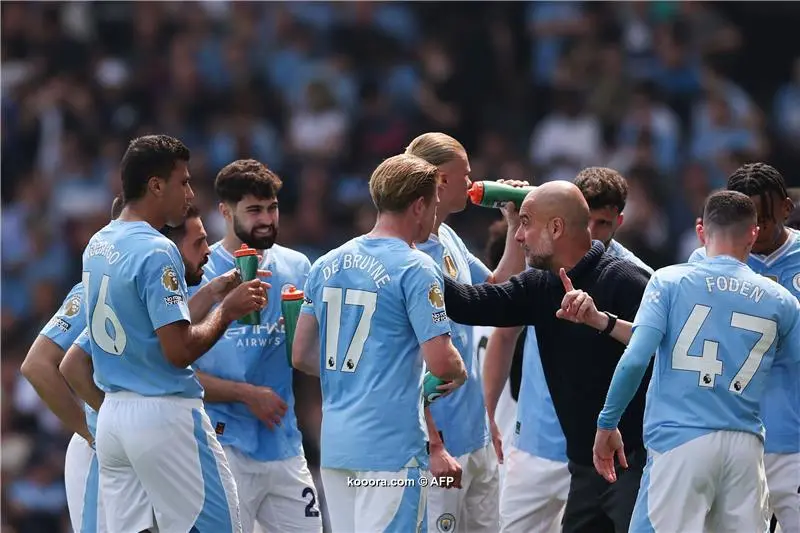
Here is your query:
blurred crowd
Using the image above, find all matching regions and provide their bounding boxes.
[2,2,799,531]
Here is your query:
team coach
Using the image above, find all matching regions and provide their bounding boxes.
[443,181,651,533]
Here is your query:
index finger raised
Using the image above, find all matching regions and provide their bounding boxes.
[559,268,574,292]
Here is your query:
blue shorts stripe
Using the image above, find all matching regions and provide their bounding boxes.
[385,468,425,533]
[630,453,656,533]
[191,409,233,533]
[80,454,99,533]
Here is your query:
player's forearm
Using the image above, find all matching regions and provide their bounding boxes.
[179,306,233,367]
[597,326,661,430]
[490,227,525,284]
[59,348,104,413]
[483,326,522,421]
[196,371,250,403]
[188,283,219,323]
[21,343,91,440]
[292,313,321,377]
[424,405,445,450]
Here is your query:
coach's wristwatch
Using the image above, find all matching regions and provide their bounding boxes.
[600,311,618,336]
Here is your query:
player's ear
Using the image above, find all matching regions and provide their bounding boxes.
[616,212,624,228]
[781,197,794,222]
[750,223,760,246]
[218,202,231,222]
[696,222,706,246]
[148,176,163,197]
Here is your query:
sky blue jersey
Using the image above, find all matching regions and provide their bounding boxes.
[73,328,98,439]
[690,229,800,453]
[417,223,491,458]
[81,220,200,398]
[301,235,452,471]
[192,242,311,462]
[602,256,800,454]
[515,239,651,462]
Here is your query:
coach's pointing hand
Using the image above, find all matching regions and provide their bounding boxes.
[556,269,605,329]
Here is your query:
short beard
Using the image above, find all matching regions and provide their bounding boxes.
[526,253,552,271]
[233,215,277,250]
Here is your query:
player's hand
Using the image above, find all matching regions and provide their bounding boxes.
[210,266,272,303]
[435,377,465,398]
[242,385,288,430]
[555,268,605,329]
[496,179,530,229]
[490,419,504,464]
[429,444,463,489]
[593,428,627,483]
[220,279,270,322]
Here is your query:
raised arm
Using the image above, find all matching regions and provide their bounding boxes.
[443,270,543,327]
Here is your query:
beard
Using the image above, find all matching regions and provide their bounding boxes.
[233,215,278,250]
[184,256,207,287]
[526,252,553,271]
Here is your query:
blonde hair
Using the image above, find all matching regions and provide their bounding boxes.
[369,154,440,213]
[405,132,465,167]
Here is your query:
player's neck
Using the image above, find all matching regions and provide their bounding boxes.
[221,234,262,256]
[705,245,749,263]
[117,202,166,230]
[369,214,416,247]
[755,226,790,256]
[551,231,593,274]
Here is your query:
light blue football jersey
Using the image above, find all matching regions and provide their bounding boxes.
[416,223,491,458]
[634,255,800,454]
[192,242,311,462]
[40,283,86,351]
[301,235,452,471]
[690,229,800,453]
[81,220,200,398]
[514,239,651,462]
[73,328,98,439]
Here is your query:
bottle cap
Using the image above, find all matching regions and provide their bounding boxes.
[281,285,304,301]
[233,244,258,257]
[467,181,485,205]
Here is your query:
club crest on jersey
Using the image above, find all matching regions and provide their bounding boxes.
[793,272,800,293]
[436,513,455,533]
[428,282,445,310]
[62,293,82,317]
[162,266,180,292]
[443,254,458,279]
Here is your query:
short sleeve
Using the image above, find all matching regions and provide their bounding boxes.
[633,274,670,335]
[777,296,800,365]
[467,251,492,283]
[301,262,320,316]
[403,260,452,344]
[39,283,87,351]
[74,327,92,355]
[138,247,191,330]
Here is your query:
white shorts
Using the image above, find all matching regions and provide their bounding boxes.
[224,446,321,533]
[320,466,426,532]
[765,452,800,533]
[65,433,108,533]
[96,392,241,533]
[631,430,769,533]
[427,443,500,533]
[499,446,570,533]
